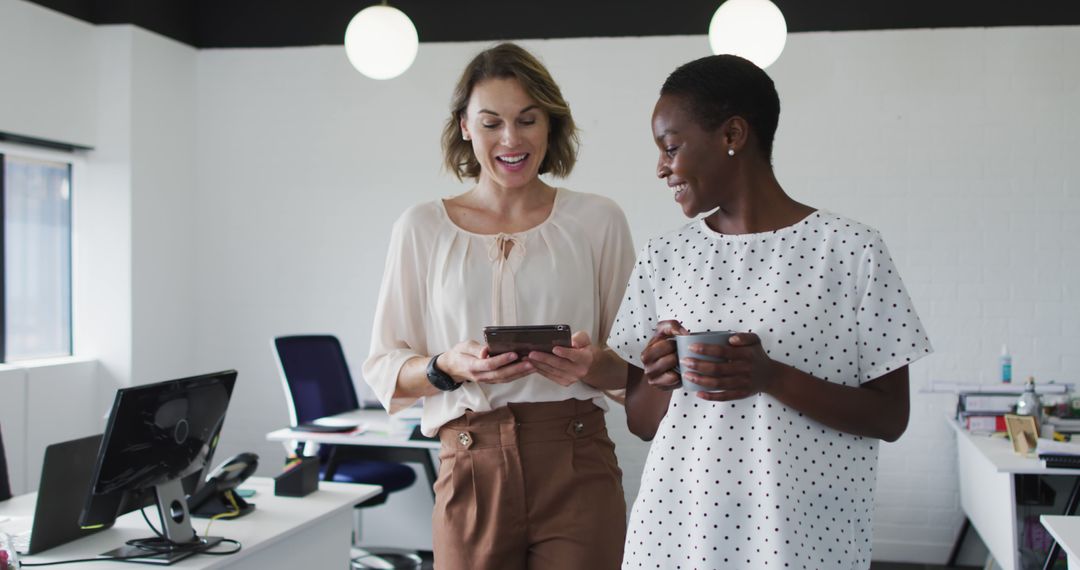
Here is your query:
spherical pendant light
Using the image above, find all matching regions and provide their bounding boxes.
[708,0,787,69]
[343,5,419,80]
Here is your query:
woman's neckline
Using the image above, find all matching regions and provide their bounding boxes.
[698,209,820,239]
[439,187,563,237]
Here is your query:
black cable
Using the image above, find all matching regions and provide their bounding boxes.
[130,505,228,555]
[124,536,202,554]
[138,506,165,539]
[19,552,150,566]
[21,499,243,566]
[195,538,242,556]
[18,539,242,567]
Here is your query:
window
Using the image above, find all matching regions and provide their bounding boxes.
[1,151,73,362]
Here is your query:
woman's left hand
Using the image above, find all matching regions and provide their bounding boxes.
[527,331,597,387]
[680,332,779,402]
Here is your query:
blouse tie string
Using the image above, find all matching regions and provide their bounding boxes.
[487,233,525,326]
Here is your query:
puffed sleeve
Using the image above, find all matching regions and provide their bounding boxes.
[607,241,659,369]
[854,231,933,383]
[362,207,430,414]
[592,200,636,402]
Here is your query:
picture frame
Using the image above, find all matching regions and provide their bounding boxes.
[1004,414,1039,455]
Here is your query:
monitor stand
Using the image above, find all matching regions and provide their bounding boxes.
[99,479,223,565]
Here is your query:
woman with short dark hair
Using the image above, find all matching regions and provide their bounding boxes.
[364,43,633,570]
[609,54,933,569]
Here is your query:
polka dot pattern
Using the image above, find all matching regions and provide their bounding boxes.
[608,211,932,569]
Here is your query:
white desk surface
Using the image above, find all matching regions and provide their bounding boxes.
[266,408,440,450]
[1041,516,1080,569]
[949,419,1080,475]
[0,477,381,569]
[951,417,1080,570]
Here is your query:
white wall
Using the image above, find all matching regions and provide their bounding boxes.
[80,24,200,388]
[0,0,116,494]
[22,359,101,488]
[0,1,199,492]
[129,27,198,383]
[0,0,96,146]
[194,28,1079,562]
[1,1,199,389]
[0,367,29,493]
[0,358,100,495]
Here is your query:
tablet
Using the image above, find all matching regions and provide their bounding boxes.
[483,324,572,358]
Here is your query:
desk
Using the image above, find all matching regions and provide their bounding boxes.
[1041,516,1080,569]
[0,477,380,569]
[266,409,441,498]
[950,420,1080,570]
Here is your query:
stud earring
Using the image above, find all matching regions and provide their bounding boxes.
[463,133,471,141]
[727,148,735,157]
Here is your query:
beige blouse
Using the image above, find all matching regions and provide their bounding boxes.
[362,188,636,435]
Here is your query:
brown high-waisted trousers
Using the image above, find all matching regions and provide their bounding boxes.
[432,398,626,570]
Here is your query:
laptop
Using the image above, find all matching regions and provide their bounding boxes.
[8,434,110,555]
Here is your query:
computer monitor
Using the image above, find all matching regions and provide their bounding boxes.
[80,370,237,565]
[80,427,224,533]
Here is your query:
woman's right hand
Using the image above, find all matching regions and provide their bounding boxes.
[438,340,535,385]
[641,320,687,391]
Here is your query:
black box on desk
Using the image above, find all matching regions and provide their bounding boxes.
[274,456,319,497]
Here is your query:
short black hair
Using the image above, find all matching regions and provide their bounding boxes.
[660,54,780,162]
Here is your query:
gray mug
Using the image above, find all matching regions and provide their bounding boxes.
[673,331,735,393]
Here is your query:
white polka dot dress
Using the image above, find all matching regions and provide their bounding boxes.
[608,211,932,570]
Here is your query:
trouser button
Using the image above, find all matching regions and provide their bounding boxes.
[458,432,472,448]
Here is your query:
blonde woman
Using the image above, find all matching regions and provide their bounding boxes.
[364,43,633,570]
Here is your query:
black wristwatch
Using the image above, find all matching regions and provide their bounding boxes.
[426,353,461,391]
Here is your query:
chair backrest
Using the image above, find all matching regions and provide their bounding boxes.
[1,423,12,501]
[272,335,361,427]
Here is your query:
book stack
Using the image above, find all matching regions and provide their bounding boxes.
[1045,416,1080,435]
[956,391,1017,433]
[1038,439,1080,469]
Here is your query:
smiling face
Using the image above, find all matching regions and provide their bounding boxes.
[460,78,550,192]
[652,93,734,218]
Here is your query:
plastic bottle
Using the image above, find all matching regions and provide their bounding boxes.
[1000,344,1012,384]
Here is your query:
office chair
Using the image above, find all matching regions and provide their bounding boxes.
[1,423,12,501]
[272,335,421,569]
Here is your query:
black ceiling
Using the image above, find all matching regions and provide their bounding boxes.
[22,0,1080,49]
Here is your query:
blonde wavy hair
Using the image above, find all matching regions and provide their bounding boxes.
[441,43,579,181]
